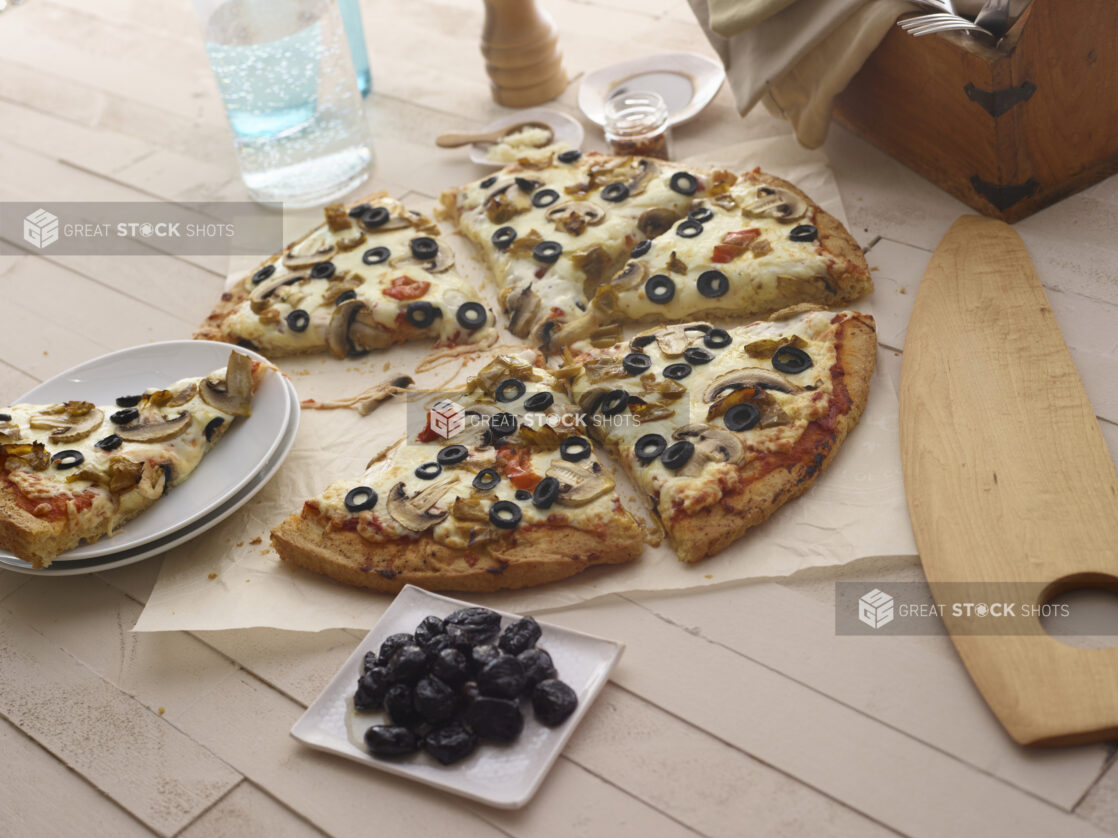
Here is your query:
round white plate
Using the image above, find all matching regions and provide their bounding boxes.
[1,340,293,561]
[0,377,300,576]
[577,52,725,128]
[468,107,584,167]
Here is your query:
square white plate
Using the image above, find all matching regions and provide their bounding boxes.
[291,585,623,809]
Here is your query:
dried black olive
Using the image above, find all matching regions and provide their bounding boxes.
[445,607,502,646]
[386,644,428,684]
[377,633,415,666]
[532,679,578,726]
[363,650,378,674]
[661,439,695,470]
[634,433,667,464]
[601,182,630,202]
[414,615,445,646]
[460,681,480,703]
[465,696,524,741]
[670,171,699,196]
[347,203,371,218]
[344,486,378,513]
[489,500,522,530]
[436,444,469,467]
[251,264,276,284]
[598,389,630,416]
[645,274,675,304]
[518,648,557,689]
[432,647,470,684]
[630,240,651,258]
[559,436,591,462]
[362,246,390,265]
[489,412,518,437]
[456,302,488,331]
[515,176,539,194]
[704,328,732,349]
[423,721,478,765]
[361,206,390,228]
[696,269,729,298]
[557,149,582,164]
[622,352,652,376]
[354,666,390,711]
[364,725,419,758]
[663,363,692,380]
[499,616,541,655]
[480,175,497,189]
[405,301,442,328]
[688,206,714,223]
[471,644,500,672]
[472,468,501,492]
[491,226,517,250]
[532,476,560,509]
[286,309,310,332]
[414,676,458,724]
[415,461,443,480]
[533,241,562,264]
[51,450,84,470]
[310,261,336,279]
[676,219,703,239]
[523,391,554,411]
[422,633,457,660]
[95,434,123,451]
[478,655,527,699]
[495,378,526,403]
[683,346,715,365]
[772,345,813,374]
[531,188,561,208]
[383,684,421,727]
[724,403,761,432]
[111,408,139,425]
[790,224,818,242]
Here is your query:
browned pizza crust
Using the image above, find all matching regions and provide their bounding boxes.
[664,312,877,563]
[271,508,643,593]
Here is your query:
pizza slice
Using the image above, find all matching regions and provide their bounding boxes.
[0,350,266,567]
[564,306,876,563]
[271,353,644,592]
[588,168,872,328]
[438,152,707,347]
[196,192,496,358]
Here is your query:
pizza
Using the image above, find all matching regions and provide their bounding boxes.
[438,154,870,350]
[196,193,496,358]
[0,350,266,567]
[563,306,876,563]
[271,353,644,592]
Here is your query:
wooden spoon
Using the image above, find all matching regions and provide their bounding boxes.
[435,120,554,149]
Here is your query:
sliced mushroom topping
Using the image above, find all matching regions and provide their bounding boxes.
[451,496,491,524]
[48,408,104,444]
[29,404,105,444]
[116,410,192,443]
[484,182,533,225]
[702,368,803,403]
[541,310,598,350]
[544,201,605,236]
[625,158,659,197]
[283,234,338,270]
[146,382,199,409]
[1,441,49,470]
[577,387,610,416]
[545,460,613,507]
[198,351,254,417]
[506,285,541,339]
[386,476,459,531]
[348,307,392,354]
[741,186,807,223]
[0,421,20,443]
[672,424,745,476]
[68,455,145,493]
[572,244,613,291]
[611,260,648,291]
[653,323,712,357]
[249,272,307,313]
[322,277,364,305]
[637,207,682,239]
[326,298,364,359]
[712,192,738,211]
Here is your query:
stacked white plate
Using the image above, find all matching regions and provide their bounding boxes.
[0,341,299,576]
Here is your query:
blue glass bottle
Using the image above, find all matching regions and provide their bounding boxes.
[337,0,372,97]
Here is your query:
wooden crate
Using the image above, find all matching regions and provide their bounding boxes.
[832,0,1118,222]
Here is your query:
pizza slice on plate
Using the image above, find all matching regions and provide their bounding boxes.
[564,306,876,563]
[196,193,496,358]
[0,350,265,567]
[271,353,644,592]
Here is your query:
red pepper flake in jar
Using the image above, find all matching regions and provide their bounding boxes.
[604,91,671,161]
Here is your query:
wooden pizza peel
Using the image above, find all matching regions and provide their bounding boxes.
[899,215,1118,746]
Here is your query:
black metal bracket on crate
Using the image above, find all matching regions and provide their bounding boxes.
[970,176,1040,211]
[963,81,1037,117]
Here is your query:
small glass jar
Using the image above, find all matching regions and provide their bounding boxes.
[604,90,671,160]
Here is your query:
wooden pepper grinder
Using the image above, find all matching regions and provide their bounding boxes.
[480,0,568,107]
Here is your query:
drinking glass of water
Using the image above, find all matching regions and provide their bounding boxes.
[196,0,375,208]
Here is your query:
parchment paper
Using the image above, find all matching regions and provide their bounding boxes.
[134,136,917,632]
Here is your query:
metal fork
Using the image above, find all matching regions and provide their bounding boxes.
[899,13,993,37]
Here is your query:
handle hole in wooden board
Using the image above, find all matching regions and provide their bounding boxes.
[1040,574,1118,649]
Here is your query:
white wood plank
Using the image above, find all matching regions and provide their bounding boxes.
[0,570,28,603]
[0,718,156,838]
[0,606,241,837]
[96,555,167,605]
[864,238,929,351]
[1075,757,1118,837]
[0,359,40,404]
[178,781,328,838]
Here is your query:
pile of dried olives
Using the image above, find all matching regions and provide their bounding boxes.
[355,607,579,765]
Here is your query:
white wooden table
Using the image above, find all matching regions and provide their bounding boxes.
[3,1,1118,836]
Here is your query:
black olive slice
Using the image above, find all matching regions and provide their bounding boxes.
[251,264,275,284]
[557,149,582,163]
[480,175,498,189]
[472,468,500,491]
[630,334,657,349]
[514,489,531,501]
[685,324,711,333]
[310,261,336,279]
[286,310,310,332]
[645,274,675,304]
[688,206,714,223]
[347,203,371,218]
[489,412,518,437]
[532,241,562,264]
[204,417,225,442]
[362,246,390,265]
[724,403,761,432]
[531,188,560,208]
[455,302,487,331]
[634,433,667,463]
[344,486,378,512]
[790,224,819,242]
[532,476,560,509]
[405,301,442,328]
[361,206,390,228]
[0,413,9,422]
[491,226,517,250]
[663,363,692,380]
[661,439,695,470]
[598,389,630,416]
[111,408,139,425]
[515,176,539,193]
[759,186,776,195]
[95,434,122,451]
[676,219,703,238]
[630,240,651,258]
[622,352,652,375]
[415,462,443,480]
[489,500,523,529]
[410,236,439,261]
[51,449,84,470]
[334,289,357,306]
[670,171,699,196]
[704,328,732,349]
[696,269,729,298]
[683,346,715,365]
[601,182,630,203]
[495,378,526,403]
[115,395,142,408]
[523,391,554,412]
[437,444,469,466]
[559,436,591,462]
[772,345,813,374]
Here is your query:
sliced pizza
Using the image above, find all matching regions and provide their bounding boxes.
[271,353,644,592]
[0,350,266,567]
[564,306,876,563]
[196,192,496,358]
